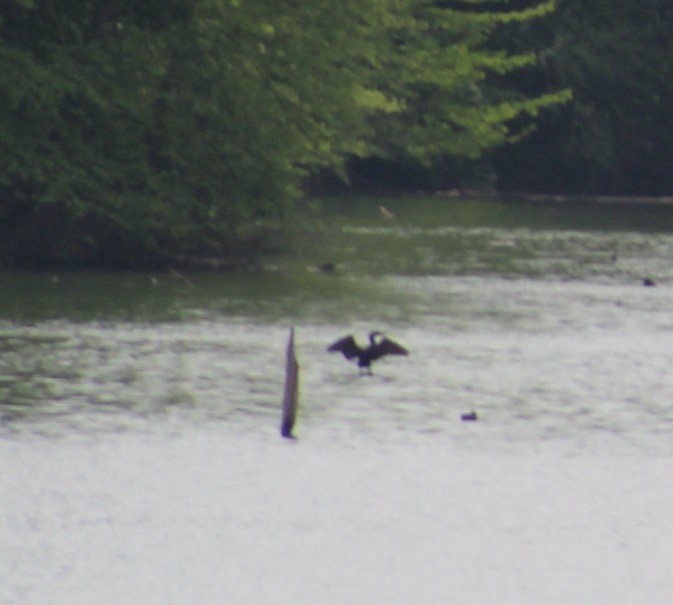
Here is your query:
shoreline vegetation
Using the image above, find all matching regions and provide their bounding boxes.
[1,1,671,270]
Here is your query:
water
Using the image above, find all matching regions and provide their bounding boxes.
[3,197,673,603]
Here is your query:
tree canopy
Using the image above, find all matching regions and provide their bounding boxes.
[0,0,567,267]
[494,0,673,195]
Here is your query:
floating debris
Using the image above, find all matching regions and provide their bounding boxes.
[280,327,299,439]
[379,204,396,219]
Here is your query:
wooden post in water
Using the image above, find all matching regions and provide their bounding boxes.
[280,327,299,439]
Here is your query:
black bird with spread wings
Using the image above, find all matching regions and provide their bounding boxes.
[327,331,409,374]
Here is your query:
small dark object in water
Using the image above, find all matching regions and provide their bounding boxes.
[327,331,408,374]
[643,277,657,287]
[461,411,478,422]
[318,262,337,274]
[281,327,299,439]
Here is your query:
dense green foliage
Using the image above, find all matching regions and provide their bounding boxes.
[494,0,673,195]
[0,0,565,267]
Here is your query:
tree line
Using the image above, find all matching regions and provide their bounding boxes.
[0,0,667,268]
[494,0,673,196]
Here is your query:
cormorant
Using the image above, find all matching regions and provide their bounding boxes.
[327,331,409,374]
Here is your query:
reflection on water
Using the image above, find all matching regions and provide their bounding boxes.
[1,197,673,453]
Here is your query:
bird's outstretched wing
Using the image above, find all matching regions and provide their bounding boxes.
[372,337,409,361]
[327,335,360,359]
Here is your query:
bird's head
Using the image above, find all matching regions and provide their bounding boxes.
[368,330,384,344]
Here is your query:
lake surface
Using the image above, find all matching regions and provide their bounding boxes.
[3,196,673,603]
